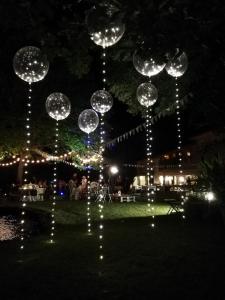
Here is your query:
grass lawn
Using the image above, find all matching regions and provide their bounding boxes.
[0,200,225,299]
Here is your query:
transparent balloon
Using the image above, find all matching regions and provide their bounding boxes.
[91,90,113,114]
[165,52,188,77]
[78,109,99,134]
[13,46,49,83]
[137,82,158,107]
[133,47,165,77]
[87,6,125,47]
[46,93,71,121]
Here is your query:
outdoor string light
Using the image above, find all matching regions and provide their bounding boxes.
[78,109,99,235]
[46,92,71,243]
[88,4,125,261]
[13,46,49,251]
[165,50,188,219]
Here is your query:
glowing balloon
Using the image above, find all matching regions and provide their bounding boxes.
[165,52,188,77]
[13,46,49,83]
[87,6,125,47]
[133,47,165,77]
[46,93,71,121]
[91,90,113,114]
[78,109,99,134]
[137,82,158,107]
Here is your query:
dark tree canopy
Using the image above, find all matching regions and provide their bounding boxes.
[0,0,224,160]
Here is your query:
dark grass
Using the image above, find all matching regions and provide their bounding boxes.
[0,201,225,299]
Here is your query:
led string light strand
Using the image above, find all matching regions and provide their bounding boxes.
[97,44,107,262]
[98,113,105,261]
[146,106,155,228]
[50,121,59,243]
[102,45,106,90]
[20,82,32,251]
[175,77,185,219]
[86,133,92,235]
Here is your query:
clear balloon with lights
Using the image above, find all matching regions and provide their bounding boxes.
[133,47,165,78]
[165,51,188,77]
[78,109,99,134]
[137,82,158,107]
[13,46,49,83]
[46,93,71,121]
[91,90,113,114]
[87,6,125,47]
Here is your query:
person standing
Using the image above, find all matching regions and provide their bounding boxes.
[68,178,75,200]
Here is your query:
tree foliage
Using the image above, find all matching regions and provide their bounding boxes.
[0,0,224,160]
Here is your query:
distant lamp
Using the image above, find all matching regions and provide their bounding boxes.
[110,166,119,175]
[205,192,215,202]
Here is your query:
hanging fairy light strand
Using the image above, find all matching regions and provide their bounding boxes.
[86,133,92,234]
[175,78,185,219]
[133,44,166,227]
[88,4,125,261]
[145,106,155,227]
[13,46,49,251]
[78,109,99,235]
[46,92,71,243]
[165,50,188,219]
[136,82,158,227]
[20,83,32,250]
[51,121,59,243]
[90,91,113,262]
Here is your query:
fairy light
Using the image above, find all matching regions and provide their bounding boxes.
[175,77,185,219]
[20,82,32,251]
[50,121,59,243]
[0,149,102,167]
[146,106,155,228]
[98,112,105,261]
[96,44,107,261]
[86,133,92,235]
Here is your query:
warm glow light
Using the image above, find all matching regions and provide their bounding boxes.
[110,165,119,175]
[205,192,215,202]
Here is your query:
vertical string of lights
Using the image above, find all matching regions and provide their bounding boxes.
[50,121,59,243]
[46,92,71,243]
[98,44,106,261]
[78,110,99,235]
[13,46,49,253]
[136,81,158,227]
[87,5,125,262]
[165,51,188,219]
[175,78,185,219]
[145,105,155,227]
[86,133,92,235]
[20,82,32,250]
[133,45,166,227]
[98,113,104,260]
